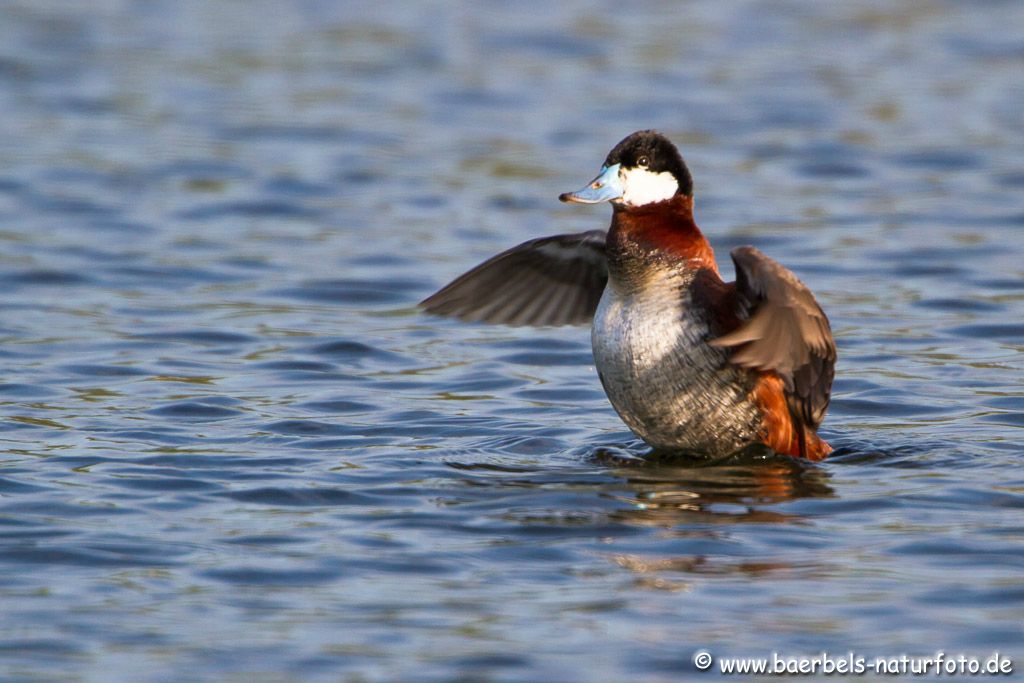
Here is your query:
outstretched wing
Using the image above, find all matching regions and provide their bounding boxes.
[420,230,608,326]
[710,246,836,429]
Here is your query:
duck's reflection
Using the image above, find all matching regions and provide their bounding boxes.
[591,445,835,583]
[597,446,833,521]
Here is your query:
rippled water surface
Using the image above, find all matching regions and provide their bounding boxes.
[2,1,1023,680]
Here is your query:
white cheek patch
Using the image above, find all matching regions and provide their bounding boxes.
[619,167,678,206]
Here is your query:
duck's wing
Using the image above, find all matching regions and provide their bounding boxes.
[420,230,608,326]
[710,246,836,430]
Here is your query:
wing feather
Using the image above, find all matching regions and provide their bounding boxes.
[421,231,608,327]
[710,246,836,429]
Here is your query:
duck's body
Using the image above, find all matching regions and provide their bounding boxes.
[592,261,762,456]
[422,131,835,460]
[593,197,761,456]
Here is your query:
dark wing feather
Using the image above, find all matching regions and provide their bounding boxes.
[710,246,836,429]
[420,230,608,326]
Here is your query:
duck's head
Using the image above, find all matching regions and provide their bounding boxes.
[559,130,693,208]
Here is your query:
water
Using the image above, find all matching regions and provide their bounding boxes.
[1,1,1022,680]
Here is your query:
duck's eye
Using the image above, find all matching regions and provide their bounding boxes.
[637,156,649,168]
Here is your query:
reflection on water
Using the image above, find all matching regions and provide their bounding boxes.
[1,0,1024,680]
[601,454,835,588]
[608,455,834,522]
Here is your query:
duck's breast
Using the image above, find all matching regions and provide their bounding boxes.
[591,268,761,455]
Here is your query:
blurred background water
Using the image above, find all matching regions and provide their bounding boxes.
[0,0,1022,680]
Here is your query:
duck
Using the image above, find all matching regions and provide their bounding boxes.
[421,130,836,460]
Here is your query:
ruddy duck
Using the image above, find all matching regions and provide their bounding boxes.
[422,130,835,460]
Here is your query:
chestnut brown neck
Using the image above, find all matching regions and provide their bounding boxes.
[607,194,718,274]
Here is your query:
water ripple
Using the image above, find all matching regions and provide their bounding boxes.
[148,402,244,420]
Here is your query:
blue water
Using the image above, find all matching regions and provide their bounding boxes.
[1,1,1023,680]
